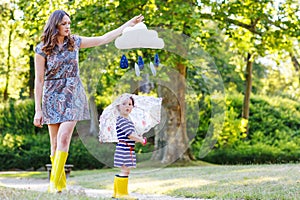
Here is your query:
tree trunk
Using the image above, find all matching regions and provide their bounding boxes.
[89,95,99,136]
[289,52,300,83]
[151,63,191,163]
[3,24,12,101]
[242,53,253,135]
[29,45,35,99]
[289,52,300,72]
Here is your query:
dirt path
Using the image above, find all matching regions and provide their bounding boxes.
[0,177,202,200]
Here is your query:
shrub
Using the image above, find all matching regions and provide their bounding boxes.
[68,135,105,170]
[0,99,48,136]
[0,133,105,170]
[0,133,49,170]
[1,92,300,168]
[197,93,300,164]
[203,142,300,164]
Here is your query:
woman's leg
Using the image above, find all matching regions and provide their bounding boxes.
[48,124,60,192]
[48,124,59,156]
[49,121,77,192]
[56,121,77,152]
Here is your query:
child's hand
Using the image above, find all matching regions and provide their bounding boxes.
[142,137,147,146]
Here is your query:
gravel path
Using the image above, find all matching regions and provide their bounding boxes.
[0,177,202,200]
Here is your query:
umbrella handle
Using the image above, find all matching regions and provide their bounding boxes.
[142,137,147,146]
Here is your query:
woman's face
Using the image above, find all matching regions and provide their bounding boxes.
[119,98,134,117]
[58,15,71,37]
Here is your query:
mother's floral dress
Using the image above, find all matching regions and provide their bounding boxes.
[35,35,89,124]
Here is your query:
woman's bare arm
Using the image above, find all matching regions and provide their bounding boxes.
[80,14,144,48]
[33,54,45,128]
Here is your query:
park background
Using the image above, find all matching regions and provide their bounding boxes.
[0,0,299,183]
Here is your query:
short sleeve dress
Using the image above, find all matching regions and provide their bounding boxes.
[35,35,90,124]
[114,116,136,168]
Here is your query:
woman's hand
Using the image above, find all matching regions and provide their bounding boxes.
[126,14,144,27]
[33,111,43,128]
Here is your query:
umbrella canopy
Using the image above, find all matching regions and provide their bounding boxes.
[99,93,162,143]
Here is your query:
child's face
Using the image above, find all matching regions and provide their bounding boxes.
[119,98,134,117]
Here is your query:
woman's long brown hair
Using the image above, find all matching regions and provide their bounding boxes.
[41,10,75,55]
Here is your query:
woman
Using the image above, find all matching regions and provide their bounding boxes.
[33,10,143,193]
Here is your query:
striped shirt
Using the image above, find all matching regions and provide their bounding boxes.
[114,116,136,168]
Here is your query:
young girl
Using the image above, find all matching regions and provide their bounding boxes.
[113,95,147,199]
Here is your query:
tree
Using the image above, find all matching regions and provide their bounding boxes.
[197,0,300,134]
[139,0,202,163]
[2,0,298,165]
[69,0,205,163]
[1,2,15,101]
[0,1,29,101]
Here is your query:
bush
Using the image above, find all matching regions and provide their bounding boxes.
[0,133,49,170]
[0,133,105,171]
[203,142,300,164]
[1,93,300,168]
[249,95,300,139]
[68,135,105,170]
[198,93,300,164]
[0,99,48,135]
[0,99,105,170]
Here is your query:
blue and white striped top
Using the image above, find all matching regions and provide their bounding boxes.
[114,116,137,168]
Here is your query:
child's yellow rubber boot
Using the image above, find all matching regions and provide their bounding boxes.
[113,175,137,200]
[113,175,118,198]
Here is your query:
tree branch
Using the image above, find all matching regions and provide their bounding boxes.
[290,52,300,72]
[199,13,262,35]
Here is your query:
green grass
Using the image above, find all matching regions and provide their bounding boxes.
[0,163,299,199]
[68,163,300,199]
[0,171,47,179]
[0,186,103,200]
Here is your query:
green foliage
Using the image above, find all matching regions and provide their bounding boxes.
[68,136,105,170]
[249,95,300,139]
[0,133,49,170]
[203,142,300,165]
[0,98,105,170]
[192,93,247,152]
[0,0,299,168]
[198,93,300,164]
[0,133,105,171]
[0,99,48,135]
[1,91,300,169]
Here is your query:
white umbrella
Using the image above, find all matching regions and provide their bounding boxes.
[99,93,162,143]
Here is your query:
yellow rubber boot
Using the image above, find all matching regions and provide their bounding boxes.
[54,156,67,191]
[51,153,67,192]
[48,151,68,193]
[112,175,118,198]
[113,176,137,200]
[50,155,54,164]
[116,176,128,198]
[48,155,55,192]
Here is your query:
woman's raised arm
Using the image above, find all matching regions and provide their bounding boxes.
[80,14,144,48]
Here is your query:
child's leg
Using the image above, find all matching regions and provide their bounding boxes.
[119,165,130,176]
[113,165,134,198]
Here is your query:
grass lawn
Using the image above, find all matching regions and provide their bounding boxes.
[0,186,103,200]
[0,162,299,199]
